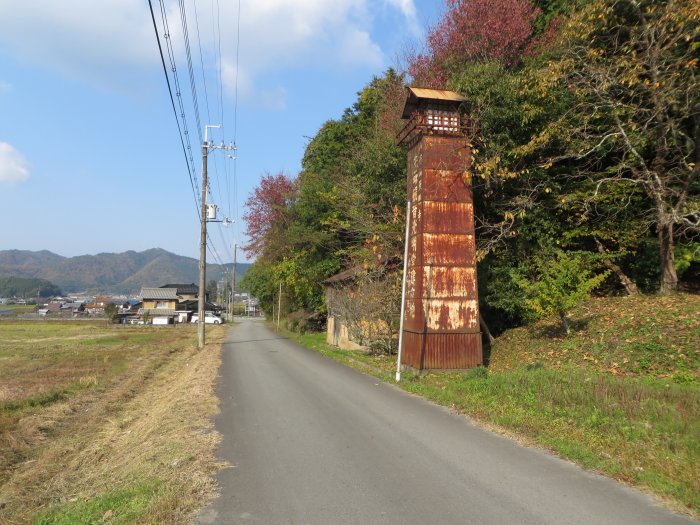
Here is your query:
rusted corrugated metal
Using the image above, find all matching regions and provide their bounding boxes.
[399,88,482,371]
[401,331,483,370]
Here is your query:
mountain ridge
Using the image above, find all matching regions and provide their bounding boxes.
[0,249,251,295]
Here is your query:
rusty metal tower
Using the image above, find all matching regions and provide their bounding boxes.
[397,87,482,371]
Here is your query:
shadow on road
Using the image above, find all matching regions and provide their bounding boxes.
[225,337,287,345]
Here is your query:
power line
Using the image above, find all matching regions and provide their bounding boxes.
[215,0,225,137]
[148,0,200,217]
[230,0,242,232]
[156,0,199,199]
[180,0,227,259]
[192,0,212,123]
[155,0,238,268]
[233,0,241,143]
[210,0,227,246]
[178,0,203,145]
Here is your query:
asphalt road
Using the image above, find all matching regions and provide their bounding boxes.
[197,319,695,525]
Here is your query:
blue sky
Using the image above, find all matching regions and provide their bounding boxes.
[0,0,443,263]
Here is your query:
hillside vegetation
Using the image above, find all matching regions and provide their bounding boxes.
[0,249,250,294]
[240,0,699,344]
[288,293,700,516]
[0,277,61,298]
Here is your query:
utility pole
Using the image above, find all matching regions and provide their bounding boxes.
[198,124,235,349]
[277,281,282,329]
[197,138,209,349]
[231,242,237,318]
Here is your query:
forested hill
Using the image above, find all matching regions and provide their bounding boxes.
[0,249,251,295]
[240,0,699,334]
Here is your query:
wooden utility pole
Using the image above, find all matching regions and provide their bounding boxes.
[198,141,208,350]
[277,281,282,329]
[197,125,235,348]
[231,242,237,317]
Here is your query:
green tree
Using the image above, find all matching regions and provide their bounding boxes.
[206,279,218,303]
[528,0,700,293]
[0,277,62,298]
[241,70,408,316]
[239,262,276,315]
[104,303,118,323]
[513,251,609,334]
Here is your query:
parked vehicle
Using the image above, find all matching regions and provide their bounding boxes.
[190,312,223,324]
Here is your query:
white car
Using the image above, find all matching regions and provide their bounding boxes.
[190,312,223,324]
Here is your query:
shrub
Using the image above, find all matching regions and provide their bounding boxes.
[513,251,609,335]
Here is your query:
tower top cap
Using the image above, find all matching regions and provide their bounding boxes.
[401,87,467,119]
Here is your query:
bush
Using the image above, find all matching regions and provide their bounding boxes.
[104,303,118,324]
[513,251,609,335]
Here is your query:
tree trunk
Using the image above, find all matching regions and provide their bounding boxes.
[594,238,639,296]
[658,221,677,294]
[559,312,571,336]
[479,315,495,346]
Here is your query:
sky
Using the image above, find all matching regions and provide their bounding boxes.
[0,0,443,264]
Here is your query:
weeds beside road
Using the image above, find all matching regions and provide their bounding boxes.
[0,321,224,524]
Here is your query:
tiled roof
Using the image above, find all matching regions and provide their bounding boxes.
[139,287,179,300]
[323,266,363,284]
[138,308,178,316]
[160,283,199,295]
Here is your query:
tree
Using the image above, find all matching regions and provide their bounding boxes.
[239,262,276,315]
[104,303,118,323]
[326,266,402,354]
[0,277,62,298]
[533,0,700,293]
[513,250,609,334]
[408,0,542,87]
[241,70,408,316]
[206,279,218,303]
[242,172,296,258]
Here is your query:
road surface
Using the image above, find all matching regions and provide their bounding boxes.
[197,319,695,524]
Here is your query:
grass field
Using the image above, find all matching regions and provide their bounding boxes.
[285,293,700,518]
[0,321,225,524]
[0,305,36,316]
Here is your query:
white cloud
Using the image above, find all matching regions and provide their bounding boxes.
[0,142,30,183]
[0,0,158,82]
[258,86,289,112]
[218,1,384,73]
[0,0,417,96]
[0,80,11,93]
[209,0,410,103]
[384,0,417,18]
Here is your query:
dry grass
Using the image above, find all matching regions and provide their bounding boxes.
[0,321,226,524]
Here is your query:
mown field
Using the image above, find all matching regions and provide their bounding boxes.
[0,305,36,316]
[0,321,225,524]
[287,293,700,518]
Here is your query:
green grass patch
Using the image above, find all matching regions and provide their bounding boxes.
[2,390,68,413]
[0,304,36,315]
[35,481,160,525]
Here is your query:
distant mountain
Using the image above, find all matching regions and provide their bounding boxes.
[0,249,252,295]
[0,276,62,298]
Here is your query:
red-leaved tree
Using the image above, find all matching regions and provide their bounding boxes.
[408,0,541,87]
[242,172,296,258]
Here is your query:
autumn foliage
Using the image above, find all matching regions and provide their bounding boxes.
[408,0,541,87]
[242,172,296,258]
